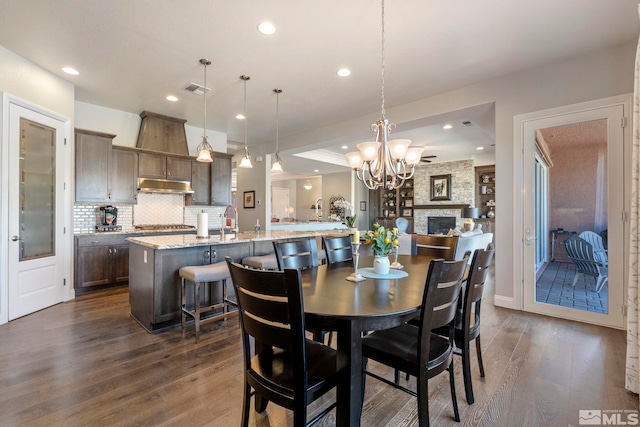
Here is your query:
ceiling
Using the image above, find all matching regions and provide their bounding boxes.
[0,0,637,179]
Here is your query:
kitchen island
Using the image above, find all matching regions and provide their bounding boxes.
[127,230,350,332]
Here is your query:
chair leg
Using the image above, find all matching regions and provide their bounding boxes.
[475,335,485,378]
[461,339,474,404]
[241,382,251,427]
[181,278,187,336]
[416,372,430,427]
[194,281,201,344]
[448,361,461,422]
[572,272,580,287]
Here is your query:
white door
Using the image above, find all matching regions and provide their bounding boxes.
[7,103,66,320]
[519,98,628,329]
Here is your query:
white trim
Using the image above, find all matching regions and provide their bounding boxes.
[0,93,73,326]
[513,94,631,328]
[493,294,515,309]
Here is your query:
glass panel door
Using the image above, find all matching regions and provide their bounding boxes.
[19,118,56,261]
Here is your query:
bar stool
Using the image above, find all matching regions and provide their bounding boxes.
[241,253,278,270]
[179,261,236,343]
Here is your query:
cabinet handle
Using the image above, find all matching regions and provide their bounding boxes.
[108,248,112,254]
[204,250,210,264]
[108,192,111,200]
[113,247,117,254]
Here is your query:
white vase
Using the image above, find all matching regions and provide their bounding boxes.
[373,255,390,275]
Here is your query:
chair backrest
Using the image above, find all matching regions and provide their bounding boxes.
[600,229,608,249]
[322,235,353,264]
[579,230,608,265]
[416,234,459,260]
[416,257,468,367]
[395,217,409,233]
[225,258,308,391]
[564,236,599,277]
[273,238,319,270]
[461,248,494,340]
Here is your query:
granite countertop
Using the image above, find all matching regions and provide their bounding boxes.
[126,229,351,250]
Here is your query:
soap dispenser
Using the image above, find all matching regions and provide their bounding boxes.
[255,219,261,233]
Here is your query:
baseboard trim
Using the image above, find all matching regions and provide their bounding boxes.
[493,294,515,309]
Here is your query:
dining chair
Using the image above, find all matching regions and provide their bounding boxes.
[225,258,343,427]
[273,238,319,270]
[578,230,608,266]
[415,234,459,260]
[361,257,468,426]
[434,247,494,404]
[273,238,328,343]
[564,236,608,293]
[322,235,353,264]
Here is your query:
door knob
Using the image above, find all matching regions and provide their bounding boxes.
[525,228,537,246]
[11,235,19,241]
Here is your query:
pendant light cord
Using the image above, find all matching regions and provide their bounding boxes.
[380,0,386,119]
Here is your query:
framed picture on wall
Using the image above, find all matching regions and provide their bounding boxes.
[243,191,255,208]
[402,208,413,217]
[430,174,451,201]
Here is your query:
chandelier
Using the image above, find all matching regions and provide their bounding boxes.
[271,88,283,172]
[196,58,214,163]
[345,0,423,190]
[238,75,253,168]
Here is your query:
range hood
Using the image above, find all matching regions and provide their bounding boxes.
[134,111,195,194]
[137,178,194,194]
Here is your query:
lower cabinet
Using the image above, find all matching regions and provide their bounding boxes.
[75,235,131,290]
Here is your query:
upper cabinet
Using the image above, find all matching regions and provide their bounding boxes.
[111,148,138,204]
[75,129,113,203]
[138,152,192,181]
[75,130,138,204]
[188,160,211,206]
[211,154,232,206]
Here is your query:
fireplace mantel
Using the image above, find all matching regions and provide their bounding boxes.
[414,204,471,210]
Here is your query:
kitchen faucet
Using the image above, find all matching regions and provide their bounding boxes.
[223,205,239,234]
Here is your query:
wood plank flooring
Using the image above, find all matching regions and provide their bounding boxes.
[0,271,637,427]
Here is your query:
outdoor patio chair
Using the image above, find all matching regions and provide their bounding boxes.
[564,236,608,293]
[578,230,608,266]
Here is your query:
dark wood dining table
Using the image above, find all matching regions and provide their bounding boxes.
[300,254,435,427]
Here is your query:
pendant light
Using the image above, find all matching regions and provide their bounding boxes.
[303,179,312,190]
[271,88,283,172]
[345,0,423,189]
[238,75,253,168]
[196,58,214,162]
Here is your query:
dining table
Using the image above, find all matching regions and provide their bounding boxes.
[299,254,436,427]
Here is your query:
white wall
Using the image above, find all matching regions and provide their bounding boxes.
[0,45,76,323]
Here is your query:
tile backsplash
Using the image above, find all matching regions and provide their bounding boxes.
[73,193,227,233]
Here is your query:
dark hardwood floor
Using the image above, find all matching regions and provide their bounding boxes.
[0,270,637,426]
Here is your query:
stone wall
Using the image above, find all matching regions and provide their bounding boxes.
[412,160,475,234]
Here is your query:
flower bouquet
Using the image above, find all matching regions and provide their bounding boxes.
[363,224,401,273]
[333,198,356,228]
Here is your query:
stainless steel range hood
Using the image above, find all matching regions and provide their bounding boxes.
[137,178,194,194]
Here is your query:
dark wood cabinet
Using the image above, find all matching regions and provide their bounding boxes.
[475,165,496,219]
[75,129,114,202]
[211,154,232,206]
[139,152,192,181]
[189,160,211,205]
[111,148,138,204]
[75,234,131,290]
[75,130,138,204]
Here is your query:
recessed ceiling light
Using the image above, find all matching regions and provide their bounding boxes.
[166,95,178,102]
[62,67,79,75]
[337,68,351,77]
[476,146,484,150]
[258,22,276,35]
[236,114,245,120]
[443,124,452,130]
[314,169,319,173]
[341,145,348,150]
